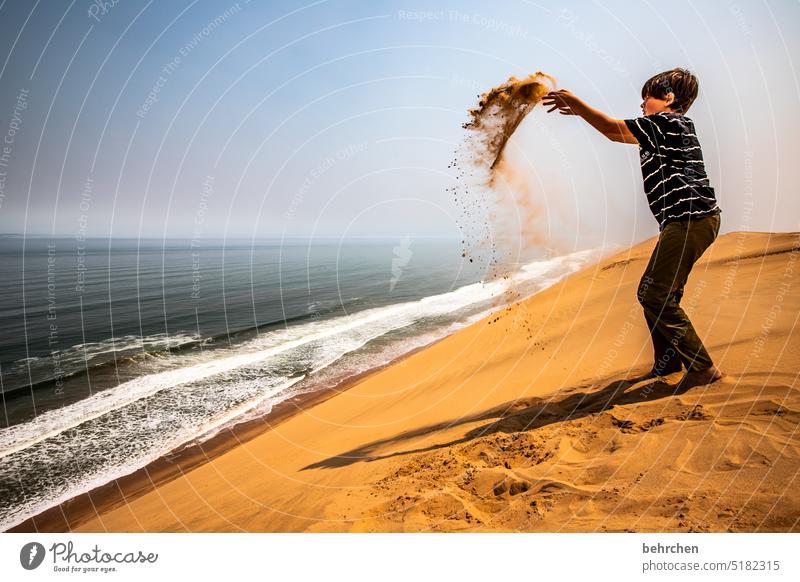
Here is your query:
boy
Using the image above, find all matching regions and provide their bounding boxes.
[542,68,723,389]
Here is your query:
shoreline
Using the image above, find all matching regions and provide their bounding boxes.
[5,248,599,533]
[7,338,443,533]
[9,231,799,532]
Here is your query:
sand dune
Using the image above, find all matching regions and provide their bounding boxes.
[23,231,800,532]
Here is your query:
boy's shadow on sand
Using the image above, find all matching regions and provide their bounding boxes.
[302,372,694,471]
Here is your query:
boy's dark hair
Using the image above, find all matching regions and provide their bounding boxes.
[641,68,699,113]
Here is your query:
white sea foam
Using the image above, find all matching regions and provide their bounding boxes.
[0,332,202,390]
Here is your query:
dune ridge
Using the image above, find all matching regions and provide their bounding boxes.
[20,231,800,533]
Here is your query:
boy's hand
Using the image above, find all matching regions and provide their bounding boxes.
[541,89,637,143]
[542,89,580,115]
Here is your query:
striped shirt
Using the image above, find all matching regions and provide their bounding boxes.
[624,112,720,231]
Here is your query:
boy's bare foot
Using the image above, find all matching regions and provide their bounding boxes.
[676,365,724,390]
[650,363,682,377]
[625,364,681,383]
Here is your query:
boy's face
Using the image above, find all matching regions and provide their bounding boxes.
[641,93,675,115]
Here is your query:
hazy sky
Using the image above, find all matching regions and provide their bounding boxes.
[0,0,797,248]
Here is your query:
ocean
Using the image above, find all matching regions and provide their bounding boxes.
[0,236,605,530]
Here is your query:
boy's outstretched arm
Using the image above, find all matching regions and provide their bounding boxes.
[542,90,638,144]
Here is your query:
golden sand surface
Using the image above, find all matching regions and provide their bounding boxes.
[23,231,800,533]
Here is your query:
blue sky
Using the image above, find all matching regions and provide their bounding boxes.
[0,0,797,247]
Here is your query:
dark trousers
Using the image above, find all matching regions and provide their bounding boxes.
[637,211,720,373]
